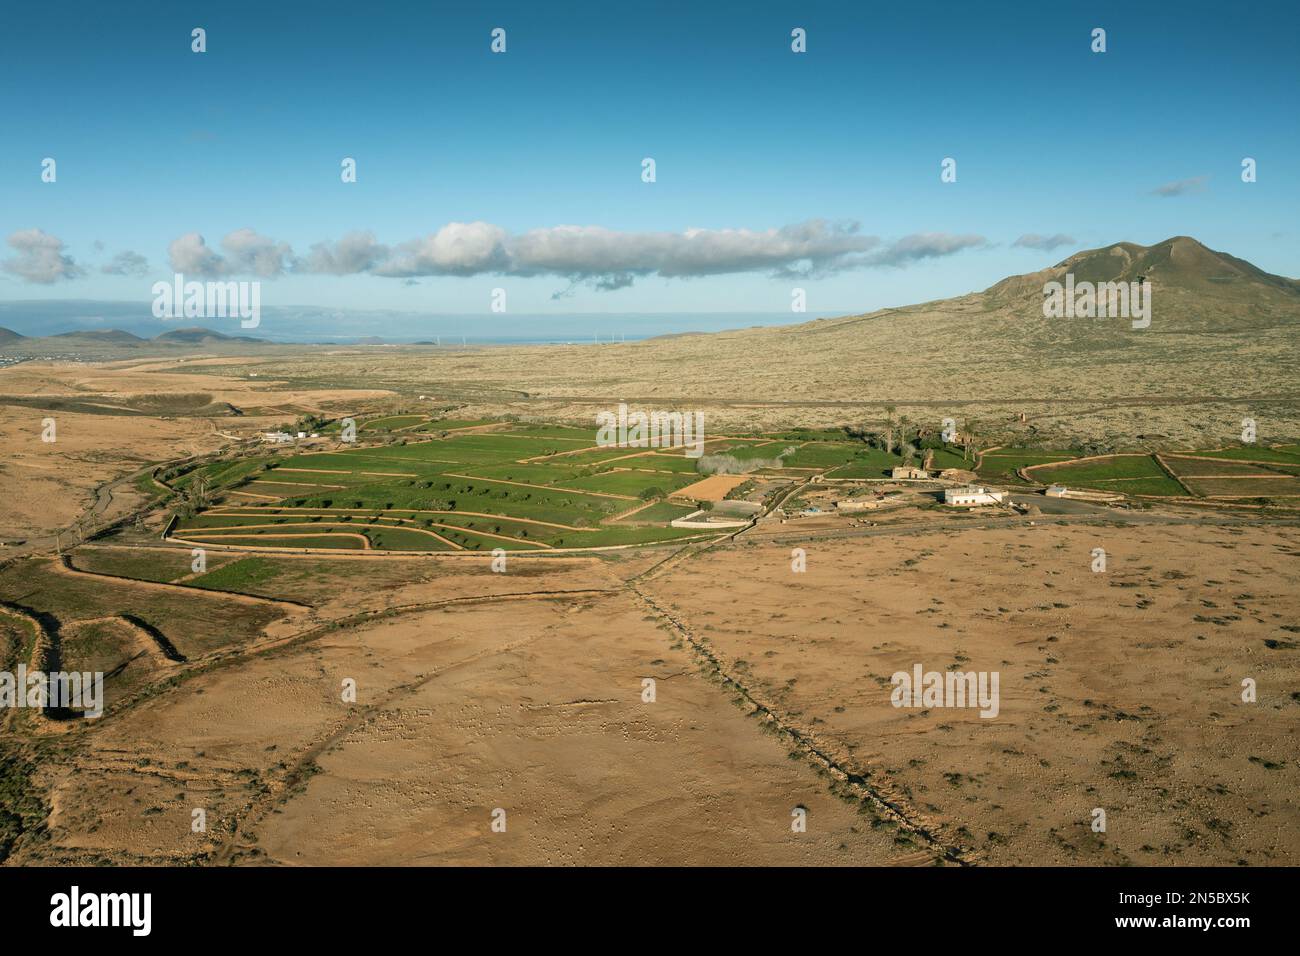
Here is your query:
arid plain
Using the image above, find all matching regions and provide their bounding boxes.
[2,238,1299,866]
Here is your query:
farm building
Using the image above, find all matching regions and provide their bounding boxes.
[891,466,929,479]
[835,494,905,512]
[835,497,880,512]
[944,486,1006,507]
[262,431,294,444]
[1045,485,1123,502]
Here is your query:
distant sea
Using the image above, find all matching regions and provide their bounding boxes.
[0,300,850,344]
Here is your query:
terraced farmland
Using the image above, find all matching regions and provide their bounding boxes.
[170,422,772,552]
[1022,446,1300,502]
[1023,453,1187,496]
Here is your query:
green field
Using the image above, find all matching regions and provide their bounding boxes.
[824,447,905,478]
[172,423,729,551]
[0,558,286,658]
[1176,445,1300,465]
[977,448,1080,483]
[69,548,237,582]
[1026,454,1187,496]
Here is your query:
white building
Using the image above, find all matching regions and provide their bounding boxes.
[262,431,294,444]
[891,466,929,480]
[944,486,1006,507]
[1044,484,1123,502]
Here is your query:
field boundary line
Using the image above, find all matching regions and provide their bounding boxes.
[55,554,313,610]
[205,505,595,532]
[441,472,637,500]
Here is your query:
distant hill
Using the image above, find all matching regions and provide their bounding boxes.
[50,329,146,344]
[153,327,266,345]
[982,236,1300,331]
[0,327,26,344]
[600,235,1300,446]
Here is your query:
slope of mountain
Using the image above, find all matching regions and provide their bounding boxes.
[252,235,1289,447]
[981,236,1300,331]
[49,329,146,344]
[0,327,26,344]
[153,327,266,344]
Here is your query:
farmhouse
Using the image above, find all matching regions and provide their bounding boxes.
[835,494,905,512]
[262,431,294,444]
[944,486,1006,507]
[835,497,879,512]
[891,465,929,479]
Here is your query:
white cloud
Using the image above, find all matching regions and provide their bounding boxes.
[1,229,83,284]
[301,231,388,275]
[168,232,229,276]
[374,222,510,277]
[221,227,295,277]
[1151,176,1208,197]
[167,229,293,277]
[101,250,150,276]
[1012,233,1076,252]
[155,220,989,290]
[867,232,988,266]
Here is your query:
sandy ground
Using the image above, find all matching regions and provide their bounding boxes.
[0,361,393,543]
[18,560,908,866]
[639,522,1300,865]
[0,410,218,541]
[8,517,1296,866]
[3,356,1297,868]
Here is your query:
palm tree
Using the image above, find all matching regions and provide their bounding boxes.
[963,419,981,462]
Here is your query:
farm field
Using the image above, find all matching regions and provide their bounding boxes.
[976,448,1078,483]
[1010,446,1300,503]
[0,555,298,670]
[1024,454,1187,497]
[169,417,959,552]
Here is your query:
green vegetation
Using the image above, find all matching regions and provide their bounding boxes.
[69,548,234,583]
[0,559,286,658]
[189,557,285,593]
[622,500,697,523]
[825,447,905,478]
[1181,445,1300,465]
[0,742,47,863]
[1029,454,1186,496]
[977,448,1080,484]
[359,415,427,432]
[172,423,730,552]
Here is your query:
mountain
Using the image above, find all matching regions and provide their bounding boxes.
[560,234,1298,446]
[49,329,147,344]
[153,327,266,345]
[0,327,26,344]
[982,236,1300,331]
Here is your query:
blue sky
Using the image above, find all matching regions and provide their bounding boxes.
[1,0,1296,330]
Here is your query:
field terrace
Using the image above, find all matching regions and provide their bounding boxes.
[168,420,856,553]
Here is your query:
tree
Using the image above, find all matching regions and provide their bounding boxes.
[184,475,211,512]
[963,419,981,462]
